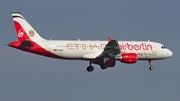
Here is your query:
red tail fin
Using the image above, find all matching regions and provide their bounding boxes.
[13,21,30,42]
[12,12,44,42]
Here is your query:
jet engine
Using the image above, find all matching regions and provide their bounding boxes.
[116,53,137,64]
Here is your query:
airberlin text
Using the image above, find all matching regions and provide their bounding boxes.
[66,43,152,51]
[119,43,152,50]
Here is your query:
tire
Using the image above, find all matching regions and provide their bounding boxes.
[149,66,154,70]
[87,66,94,72]
[100,64,108,70]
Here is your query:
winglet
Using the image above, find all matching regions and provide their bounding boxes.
[108,37,113,42]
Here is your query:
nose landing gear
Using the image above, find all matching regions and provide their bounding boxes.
[149,66,154,70]
[148,60,154,70]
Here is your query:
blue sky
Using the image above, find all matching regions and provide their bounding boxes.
[0,0,180,101]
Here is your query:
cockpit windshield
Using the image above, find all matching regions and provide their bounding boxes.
[161,46,166,49]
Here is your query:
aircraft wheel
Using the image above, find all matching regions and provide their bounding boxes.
[87,66,94,72]
[149,66,154,70]
[100,64,108,70]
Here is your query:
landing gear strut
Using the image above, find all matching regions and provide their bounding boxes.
[148,60,154,70]
[86,61,94,72]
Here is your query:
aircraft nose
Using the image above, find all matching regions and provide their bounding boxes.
[167,49,173,57]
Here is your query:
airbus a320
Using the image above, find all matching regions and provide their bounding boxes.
[9,12,173,72]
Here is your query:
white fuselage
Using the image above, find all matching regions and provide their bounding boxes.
[37,40,173,60]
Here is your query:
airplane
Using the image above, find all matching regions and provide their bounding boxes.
[9,11,173,72]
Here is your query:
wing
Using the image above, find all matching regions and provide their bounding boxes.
[99,39,121,58]
[82,39,121,59]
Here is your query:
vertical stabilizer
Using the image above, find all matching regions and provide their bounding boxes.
[12,12,45,42]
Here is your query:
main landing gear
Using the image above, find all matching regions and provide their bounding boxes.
[87,61,94,72]
[100,64,108,70]
[148,60,154,70]
[86,61,108,72]
[87,65,94,72]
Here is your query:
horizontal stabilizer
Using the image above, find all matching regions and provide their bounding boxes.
[20,40,34,47]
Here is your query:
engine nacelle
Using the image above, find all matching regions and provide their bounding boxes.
[121,53,137,64]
